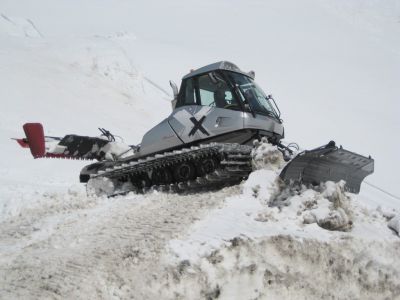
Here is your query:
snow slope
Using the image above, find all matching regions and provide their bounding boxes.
[0,16,171,219]
[2,0,399,195]
[0,0,400,299]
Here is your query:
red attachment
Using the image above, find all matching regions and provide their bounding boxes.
[12,138,30,148]
[23,123,46,158]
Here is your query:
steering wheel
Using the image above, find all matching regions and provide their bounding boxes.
[223,104,238,109]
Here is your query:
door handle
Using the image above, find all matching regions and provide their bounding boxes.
[215,117,229,127]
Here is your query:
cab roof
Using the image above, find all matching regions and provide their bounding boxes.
[182,61,253,80]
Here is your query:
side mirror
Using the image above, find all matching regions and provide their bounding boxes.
[266,94,281,118]
[248,70,255,79]
[170,80,178,110]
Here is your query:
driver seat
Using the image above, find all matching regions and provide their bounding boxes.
[214,90,226,108]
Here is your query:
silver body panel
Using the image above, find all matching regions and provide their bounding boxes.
[243,112,284,136]
[168,106,243,143]
[139,118,182,156]
[139,105,284,157]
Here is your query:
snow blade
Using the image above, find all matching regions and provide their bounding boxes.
[279,141,374,194]
[23,123,46,158]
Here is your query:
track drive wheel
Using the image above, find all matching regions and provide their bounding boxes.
[196,158,218,177]
[173,162,196,182]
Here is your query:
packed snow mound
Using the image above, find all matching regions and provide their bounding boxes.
[0,14,42,38]
[170,141,399,262]
[165,236,400,300]
[168,141,400,298]
[271,180,354,232]
[251,138,285,171]
[249,141,353,232]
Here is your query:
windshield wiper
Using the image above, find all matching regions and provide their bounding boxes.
[235,84,256,117]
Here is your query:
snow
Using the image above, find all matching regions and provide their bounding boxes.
[0,14,43,38]
[0,0,400,299]
[168,149,398,263]
[166,146,400,298]
[388,215,400,236]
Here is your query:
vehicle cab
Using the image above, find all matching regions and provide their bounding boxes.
[139,61,284,155]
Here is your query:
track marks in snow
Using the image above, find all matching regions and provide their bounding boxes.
[0,188,235,299]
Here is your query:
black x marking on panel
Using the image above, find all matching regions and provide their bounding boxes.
[188,116,209,137]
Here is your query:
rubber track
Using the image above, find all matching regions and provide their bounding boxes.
[89,143,253,196]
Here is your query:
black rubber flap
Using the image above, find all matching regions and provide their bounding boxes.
[279,143,374,194]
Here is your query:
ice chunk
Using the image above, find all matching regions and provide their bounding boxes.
[388,215,400,236]
[252,138,285,171]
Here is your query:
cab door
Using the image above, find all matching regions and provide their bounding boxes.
[168,73,244,144]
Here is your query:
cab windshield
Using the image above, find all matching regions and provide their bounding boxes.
[227,72,279,119]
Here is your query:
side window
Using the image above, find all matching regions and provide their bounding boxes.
[184,78,196,105]
[176,78,197,108]
[224,91,233,102]
[198,74,216,106]
[199,89,214,106]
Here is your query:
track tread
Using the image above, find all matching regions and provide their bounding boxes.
[89,143,253,197]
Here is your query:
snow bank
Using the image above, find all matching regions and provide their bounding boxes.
[251,138,285,171]
[170,141,398,262]
[287,181,354,232]
[167,141,400,298]
[164,236,400,300]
